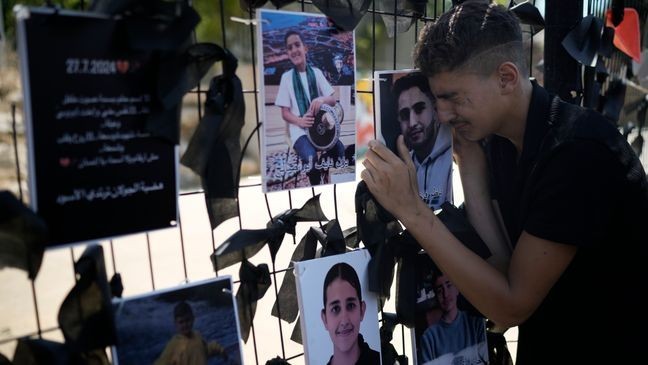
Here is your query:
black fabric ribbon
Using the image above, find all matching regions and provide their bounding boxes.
[58,244,116,353]
[109,273,124,298]
[236,260,271,342]
[211,194,328,270]
[271,219,349,323]
[378,0,426,38]
[630,102,646,156]
[239,0,267,9]
[312,219,349,257]
[610,0,625,27]
[270,0,295,8]
[311,0,372,31]
[367,230,410,300]
[368,230,421,328]
[380,312,409,365]
[290,316,302,344]
[599,26,616,58]
[12,338,70,365]
[342,226,359,249]
[121,2,200,52]
[0,191,48,280]
[354,181,401,253]
[266,356,292,365]
[436,202,491,259]
[602,79,627,123]
[12,338,109,365]
[146,41,227,145]
[562,14,603,67]
[90,0,218,145]
[487,330,514,365]
[180,47,245,229]
[368,206,488,328]
[357,177,491,327]
[510,1,544,35]
[583,65,600,110]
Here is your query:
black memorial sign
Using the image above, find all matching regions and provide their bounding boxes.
[17,8,178,246]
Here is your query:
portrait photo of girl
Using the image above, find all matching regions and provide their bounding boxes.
[294,250,381,365]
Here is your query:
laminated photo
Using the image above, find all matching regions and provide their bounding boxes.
[112,277,243,365]
[413,253,488,365]
[258,9,356,192]
[295,250,381,365]
[375,69,453,211]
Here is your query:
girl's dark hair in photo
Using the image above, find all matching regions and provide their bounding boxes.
[322,262,362,307]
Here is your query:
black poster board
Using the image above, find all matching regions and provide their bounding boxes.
[16,7,178,247]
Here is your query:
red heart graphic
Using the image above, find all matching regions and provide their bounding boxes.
[116,60,129,74]
[59,157,71,167]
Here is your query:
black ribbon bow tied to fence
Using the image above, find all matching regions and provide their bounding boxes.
[181,46,245,229]
[380,312,409,365]
[312,0,372,31]
[562,14,603,67]
[509,1,545,35]
[369,230,421,328]
[0,191,48,280]
[58,244,117,355]
[91,0,220,145]
[271,219,349,323]
[354,181,402,251]
[146,40,229,145]
[211,194,328,270]
[236,260,271,342]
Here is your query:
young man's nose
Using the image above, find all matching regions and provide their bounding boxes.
[407,111,420,127]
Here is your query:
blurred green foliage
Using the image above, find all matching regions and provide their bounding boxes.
[2,0,84,47]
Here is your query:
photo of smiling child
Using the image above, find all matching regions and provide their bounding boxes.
[258,9,356,192]
[295,250,381,365]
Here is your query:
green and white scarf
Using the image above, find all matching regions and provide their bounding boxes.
[292,64,319,117]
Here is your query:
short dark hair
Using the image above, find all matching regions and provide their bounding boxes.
[392,71,435,104]
[322,262,362,307]
[414,1,526,77]
[284,30,303,47]
[174,301,194,319]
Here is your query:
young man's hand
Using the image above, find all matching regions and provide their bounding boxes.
[361,135,425,221]
[451,128,486,172]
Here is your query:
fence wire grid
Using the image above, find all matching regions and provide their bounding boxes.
[4,0,646,364]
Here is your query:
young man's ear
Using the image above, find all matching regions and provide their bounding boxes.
[321,308,327,326]
[497,62,519,95]
[360,301,366,320]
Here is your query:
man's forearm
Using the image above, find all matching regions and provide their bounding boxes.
[459,156,511,273]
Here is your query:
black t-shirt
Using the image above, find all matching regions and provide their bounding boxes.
[486,82,648,364]
[326,334,380,365]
